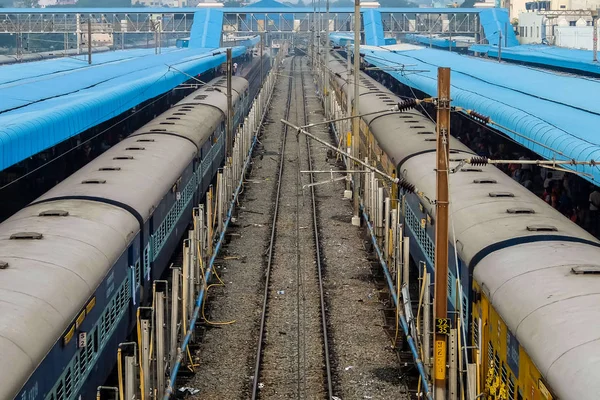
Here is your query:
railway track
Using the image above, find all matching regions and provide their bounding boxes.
[250,55,334,399]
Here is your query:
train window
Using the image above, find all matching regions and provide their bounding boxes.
[0,261,8,269]
[517,388,523,400]
[460,168,482,172]
[39,210,69,216]
[507,207,534,214]
[136,139,155,142]
[571,265,600,275]
[474,179,497,184]
[125,147,145,151]
[81,179,107,184]
[508,375,516,399]
[489,192,514,198]
[99,167,121,171]
[10,232,43,240]
[113,156,134,160]
[526,225,557,232]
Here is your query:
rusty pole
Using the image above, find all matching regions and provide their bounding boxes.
[434,66,451,400]
[226,48,233,159]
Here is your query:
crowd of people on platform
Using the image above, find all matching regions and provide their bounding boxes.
[455,125,600,237]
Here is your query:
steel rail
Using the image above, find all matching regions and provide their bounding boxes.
[300,58,334,399]
[250,55,296,400]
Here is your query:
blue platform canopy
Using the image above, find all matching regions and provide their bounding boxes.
[361,45,600,184]
[470,44,600,75]
[0,8,251,171]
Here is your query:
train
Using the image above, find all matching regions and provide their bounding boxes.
[0,75,250,400]
[327,53,600,400]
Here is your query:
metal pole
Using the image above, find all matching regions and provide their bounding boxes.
[155,287,166,393]
[423,270,431,375]
[449,329,458,400]
[498,30,502,62]
[403,236,410,289]
[125,355,136,400]
[169,267,180,368]
[159,21,162,54]
[260,33,264,88]
[593,15,598,62]
[434,67,451,400]
[88,17,92,65]
[226,48,233,158]
[325,0,330,118]
[352,0,361,226]
[140,315,151,400]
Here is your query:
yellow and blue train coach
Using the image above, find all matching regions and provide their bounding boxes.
[327,53,600,400]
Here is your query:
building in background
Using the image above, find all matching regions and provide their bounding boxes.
[516,0,600,48]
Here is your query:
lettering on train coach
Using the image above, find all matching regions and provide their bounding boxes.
[506,330,520,378]
[20,382,38,400]
[106,271,115,299]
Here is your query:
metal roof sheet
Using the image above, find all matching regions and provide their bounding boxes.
[0,46,246,171]
[362,45,600,184]
[470,43,600,75]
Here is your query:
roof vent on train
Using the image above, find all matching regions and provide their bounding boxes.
[460,168,482,172]
[125,147,145,151]
[173,112,187,116]
[136,139,155,142]
[99,167,121,171]
[410,126,426,129]
[527,225,558,232]
[507,207,535,214]
[166,117,181,120]
[474,179,497,184]
[489,192,514,198]
[424,138,436,142]
[113,156,134,160]
[81,179,107,184]
[205,87,215,92]
[399,115,412,119]
[0,261,7,269]
[150,128,167,132]
[10,232,43,240]
[159,122,175,125]
[194,95,208,100]
[39,210,69,217]
[571,265,600,275]
[418,131,434,135]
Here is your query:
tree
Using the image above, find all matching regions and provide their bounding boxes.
[23,0,39,7]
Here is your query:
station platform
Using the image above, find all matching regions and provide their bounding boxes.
[361,44,600,183]
[469,43,600,76]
